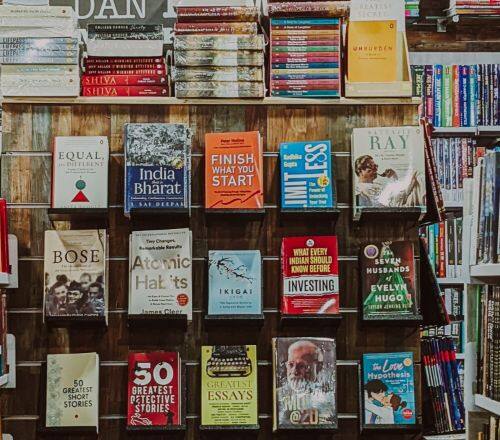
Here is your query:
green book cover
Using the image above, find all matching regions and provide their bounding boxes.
[442,66,453,127]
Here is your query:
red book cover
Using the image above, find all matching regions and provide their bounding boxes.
[272,40,340,46]
[82,85,169,97]
[281,236,339,315]
[438,222,446,277]
[272,25,339,31]
[85,63,165,71]
[0,200,9,274]
[82,75,166,86]
[452,65,460,127]
[174,22,258,34]
[127,352,182,428]
[83,69,166,76]
[272,55,339,63]
[272,34,339,41]
[273,79,339,86]
[84,57,164,65]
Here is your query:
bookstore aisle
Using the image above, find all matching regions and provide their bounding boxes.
[0,0,498,439]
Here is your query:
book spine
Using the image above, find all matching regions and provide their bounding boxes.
[175,7,258,23]
[452,65,461,127]
[84,69,165,76]
[272,73,338,80]
[272,56,338,63]
[271,18,340,26]
[460,65,470,127]
[271,90,339,96]
[439,221,446,277]
[84,57,164,65]
[272,39,339,47]
[272,62,338,69]
[272,46,339,52]
[88,24,161,33]
[425,65,434,122]
[81,74,166,86]
[174,22,258,34]
[443,66,452,127]
[469,64,478,127]
[272,29,339,36]
[82,85,168,97]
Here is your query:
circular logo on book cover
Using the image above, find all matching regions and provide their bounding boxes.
[403,357,413,367]
[317,175,330,187]
[364,245,379,259]
[306,239,315,247]
[177,294,189,307]
[402,408,414,420]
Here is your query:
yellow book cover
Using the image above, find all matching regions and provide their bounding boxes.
[348,20,398,83]
[201,345,258,427]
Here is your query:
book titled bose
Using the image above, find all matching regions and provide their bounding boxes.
[45,352,99,431]
[51,136,109,209]
[129,229,192,319]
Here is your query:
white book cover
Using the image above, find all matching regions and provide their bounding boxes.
[0,5,74,18]
[0,25,78,38]
[45,352,99,430]
[1,76,79,89]
[52,136,109,209]
[1,84,79,97]
[174,0,254,6]
[4,0,49,5]
[1,64,77,75]
[6,235,18,289]
[469,158,484,266]
[86,40,164,58]
[129,228,192,319]
[43,229,107,320]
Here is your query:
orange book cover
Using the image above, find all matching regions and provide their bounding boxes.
[348,20,398,83]
[205,131,263,209]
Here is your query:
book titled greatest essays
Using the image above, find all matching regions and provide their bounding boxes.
[128,229,192,319]
[362,352,416,427]
[43,229,107,320]
[208,250,262,316]
[201,345,258,427]
[273,337,337,431]
[51,136,109,209]
[280,140,334,209]
[124,123,192,215]
[127,352,182,428]
[360,241,418,321]
[281,236,339,315]
[45,352,99,430]
[205,131,263,210]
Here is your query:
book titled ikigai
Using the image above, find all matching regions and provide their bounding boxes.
[208,250,262,316]
[127,351,183,428]
[128,229,192,319]
[362,352,416,427]
[352,126,427,220]
[281,236,339,315]
[272,337,337,431]
[360,241,418,321]
[201,345,258,427]
[124,123,192,216]
[45,352,99,431]
[205,131,263,210]
[51,136,109,209]
[280,140,334,209]
[43,230,107,321]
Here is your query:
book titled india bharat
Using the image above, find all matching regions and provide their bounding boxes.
[281,236,339,315]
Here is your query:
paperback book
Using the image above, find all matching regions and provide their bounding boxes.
[201,345,258,427]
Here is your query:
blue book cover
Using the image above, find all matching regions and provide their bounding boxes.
[280,140,334,209]
[362,352,416,426]
[208,250,262,316]
[124,123,191,215]
[459,65,469,127]
[272,73,339,80]
[272,90,340,97]
[271,18,340,25]
[433,65,443,127]
[469,64,478,127]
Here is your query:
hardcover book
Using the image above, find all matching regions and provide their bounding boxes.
[174,35,265,51]
[362,352,416,427]
[352,126,426,220]
[43,230,107,320]
[51,136,109,209]
[272,337,337,431]
[205,131,263,210]
[124,123,192,216]
[280,140,334,209]
[201,345,258,427]
[360,241,418,320]
[45,352,99,430]
[128,229,192,319]
[127,351,182,428]
[208,250,262,316]
[281,236,339,315]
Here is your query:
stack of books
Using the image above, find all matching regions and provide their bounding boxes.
[477,415,500,440]
[82,24,167,97]
[172,5,265,98]
[268,2,344,98]
[405,0,420,18]
[447,0,500,17]
[0,5,79,96]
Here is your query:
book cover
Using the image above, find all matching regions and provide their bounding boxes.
[172,66,264,83]
[51,136,109,209]
[127,352,182,428]
[279,140,334,209]
[272,337,337,430]
[281,236,339,315]
[208,250,262,316]
[43,230,107,319]
[360,241,418,320]
[362,352,416,426]
[124,123,191,215]
[205,131,263,210]
[174,35,265,51]
[352,126,426,217]
[82,86,168,96]
[174,50,264,67]
[45,352,99,430]
[175,81,264,98]
[128,229,192,319]
[82,75,167,86]
[201,345,258,427]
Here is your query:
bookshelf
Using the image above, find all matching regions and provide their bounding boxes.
[470,264,500,282]
[474,394,500,417]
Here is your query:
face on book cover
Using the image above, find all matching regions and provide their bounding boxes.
[286,340,321,391]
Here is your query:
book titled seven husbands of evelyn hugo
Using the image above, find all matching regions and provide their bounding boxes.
[280,140,334,209]
[43,230,107,321]
[45,352,99,431]
[124,123,192,216]
[205,131,263,210]
[208,250,262,317]
[281,236,339,315]
[127,352,182,428]
[352,126,426,220]
[360,241,418,321]
[51,136,109,209]
[201,345,258,428]
[362,352,416,427]
[273,337,337,431]
[128,229,192,319]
